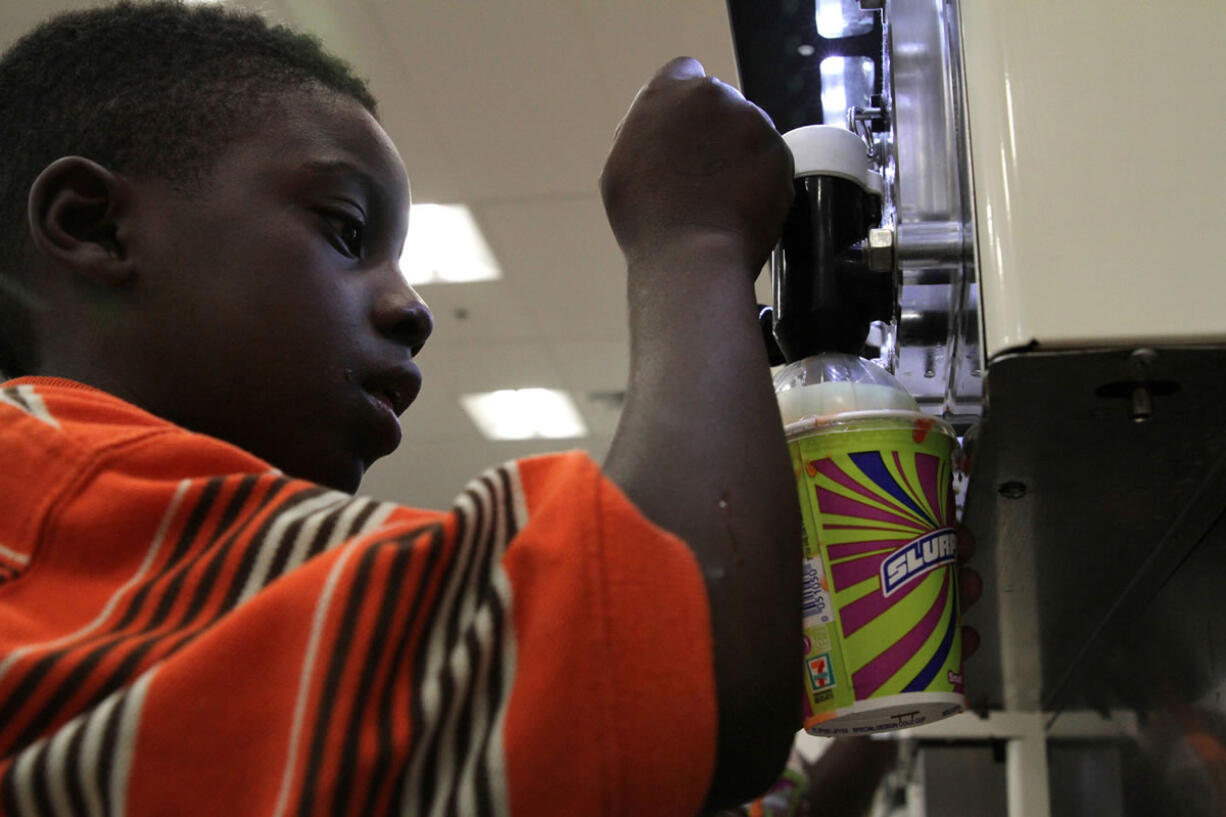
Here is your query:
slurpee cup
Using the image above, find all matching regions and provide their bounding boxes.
[776,353,965,735]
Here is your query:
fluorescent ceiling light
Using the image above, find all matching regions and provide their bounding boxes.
[819,56,875,127]
[815,0,874,38]
[461,388,588,440]
[401,204,502,286]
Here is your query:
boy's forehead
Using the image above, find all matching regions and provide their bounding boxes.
[228,88,409,205]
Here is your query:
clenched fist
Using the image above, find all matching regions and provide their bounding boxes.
[600,57,794,276]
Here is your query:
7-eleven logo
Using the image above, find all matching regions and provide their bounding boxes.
[807,653,836,690]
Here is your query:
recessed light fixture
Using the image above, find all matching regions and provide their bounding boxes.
[401,204,502,286]
[460,388,588,440]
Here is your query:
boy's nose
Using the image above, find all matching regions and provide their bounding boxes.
[372,284,433,356]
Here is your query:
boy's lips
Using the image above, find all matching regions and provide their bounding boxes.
[363,364,422,417]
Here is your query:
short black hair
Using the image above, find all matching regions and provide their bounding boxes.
[0,1,378,378]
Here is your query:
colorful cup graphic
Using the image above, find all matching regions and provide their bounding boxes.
[776,354,965,735]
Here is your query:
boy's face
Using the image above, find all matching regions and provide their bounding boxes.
[116,89,431,492]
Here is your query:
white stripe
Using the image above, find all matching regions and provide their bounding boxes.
[402,467,521,817]
[0,541,30,566]
[110,669,155,817]
[238,491,350,602]
[281,497,395,576]
[271,539,363,817]
[16,385,60,428]
[0,480,190,687]
[427,478,499,817]
[44,715,85,817]
[453,603,498,817]
[398,486,486,813]
[77,692,122,817]
[10,740,44,817]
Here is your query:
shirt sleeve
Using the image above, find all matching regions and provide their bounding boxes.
[502,454,718,817]
[0,441,716,817]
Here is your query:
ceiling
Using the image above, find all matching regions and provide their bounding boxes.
[0,0,772,509]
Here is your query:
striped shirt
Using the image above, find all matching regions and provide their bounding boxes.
[0,378,717,817]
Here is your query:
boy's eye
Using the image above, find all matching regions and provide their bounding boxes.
[321,211,365,258]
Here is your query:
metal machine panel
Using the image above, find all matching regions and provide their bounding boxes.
[960,0,1226,358]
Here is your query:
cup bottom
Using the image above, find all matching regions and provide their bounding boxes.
[804,692,965,736]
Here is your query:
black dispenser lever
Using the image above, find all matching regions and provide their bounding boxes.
[769,125,893,363]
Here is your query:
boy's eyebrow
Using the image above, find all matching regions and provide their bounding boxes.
[300,158,376,193]
[299,159,405,217]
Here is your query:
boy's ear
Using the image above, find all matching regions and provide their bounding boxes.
[27,156,134,286]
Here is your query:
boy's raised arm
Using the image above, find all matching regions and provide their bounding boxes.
[599,58,802,811]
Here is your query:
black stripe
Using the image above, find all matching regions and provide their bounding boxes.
[63,713,90,816]
[409,484,492,815]
[496,466,520,539]
[30,737,54,817]
[9,641,113,750]
[267,495,379,587]
[177,480,308,625]
[348,499,382,534]
[360,524,447,817]
[442,630,484,817]
[0,656,57,749]
[330,500,382,555]
[1,478,289,755]
[0,756,19,816]
[329,540,414,817]
[259,512,313,588]
[395,499,473,814]
[214,487,334,617]
[264,510,319,583]
[3,479,291,751]
[144,474,259,624]
[0,473,215,745]
[110,477,227,634]
[441,474,507,817]
[4,386,32,414]
[296,540,378,817]
[92,690,128,817]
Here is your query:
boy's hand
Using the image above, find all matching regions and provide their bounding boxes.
[600,57,794,275]
[957,526,984,658]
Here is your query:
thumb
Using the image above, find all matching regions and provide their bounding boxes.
[613,57,708,139]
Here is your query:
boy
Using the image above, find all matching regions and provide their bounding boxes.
[0,3,979,816]
[0,3,799,815]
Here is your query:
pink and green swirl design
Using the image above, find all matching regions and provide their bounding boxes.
[803,431,963,700]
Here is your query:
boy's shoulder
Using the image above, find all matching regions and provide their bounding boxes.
[0,377,265,466]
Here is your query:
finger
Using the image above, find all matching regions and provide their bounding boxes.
[958,566,983,610]
[962,625,981,659]
[655,56,706,82]
[956,525,976,563]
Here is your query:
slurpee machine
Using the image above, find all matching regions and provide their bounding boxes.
[727,0,1226,814]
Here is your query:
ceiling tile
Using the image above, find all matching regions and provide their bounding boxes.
[436,339,566,395]
[579,0,742,104]
[366,0,616,200]
[478,195,629,342]
[413,278,543,346]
